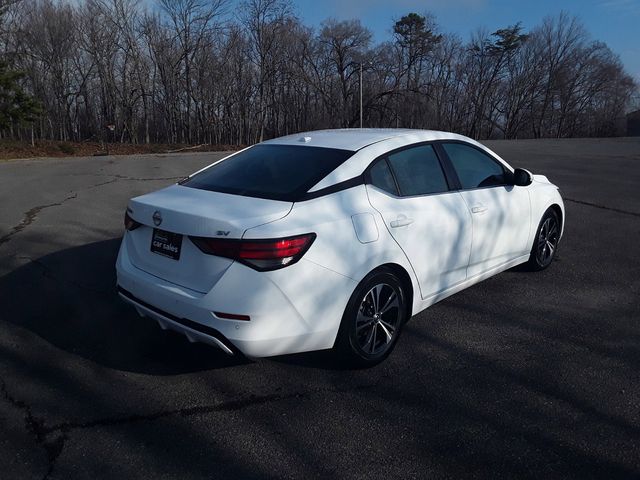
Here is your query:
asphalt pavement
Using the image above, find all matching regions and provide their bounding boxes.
[0,137,639,479]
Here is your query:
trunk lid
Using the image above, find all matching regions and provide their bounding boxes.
[125,185,292,293]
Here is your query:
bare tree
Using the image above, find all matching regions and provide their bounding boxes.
[0,3,635,144]
[159,0,226,142]
[317,18,371,127]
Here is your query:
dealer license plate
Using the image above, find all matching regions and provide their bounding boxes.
[150,229,182,260]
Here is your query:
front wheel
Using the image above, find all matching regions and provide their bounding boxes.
[526,208,560,271]
[335,268,407,367]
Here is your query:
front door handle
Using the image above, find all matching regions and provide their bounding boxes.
[471,204,488,214]
[390,215,414,228]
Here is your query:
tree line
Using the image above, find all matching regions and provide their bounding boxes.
[0,0,636,145]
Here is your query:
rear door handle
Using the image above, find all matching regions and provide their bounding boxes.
[471,204,488,214]
[390,215,414,228]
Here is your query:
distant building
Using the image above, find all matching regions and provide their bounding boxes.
[628,110,640,136]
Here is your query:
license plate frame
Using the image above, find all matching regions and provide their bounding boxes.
[150,228,183,260]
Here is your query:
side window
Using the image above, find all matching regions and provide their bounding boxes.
[369,159,399,195]
[387,145,449,196]
[442,143,507,189]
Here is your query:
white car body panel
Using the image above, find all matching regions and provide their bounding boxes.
[128,184,292,238]
[125,186,292,293]
[116,129,565,358]
[366,185,472,299]
[527,174,566,246]
[457,185,531,277]
[117,237,358,357]
[261,128,404,151]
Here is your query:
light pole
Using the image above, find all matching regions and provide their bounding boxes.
[358,61,372,128]
[360,62,363,128]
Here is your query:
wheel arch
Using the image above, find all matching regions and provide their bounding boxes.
[371,263,415,320]
[549,203,564,236]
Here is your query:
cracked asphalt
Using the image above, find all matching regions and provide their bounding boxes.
[0,138,639,479]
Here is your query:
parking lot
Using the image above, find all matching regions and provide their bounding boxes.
[1,137,639,479]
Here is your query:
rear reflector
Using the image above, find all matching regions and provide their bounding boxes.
[190,233,316,271]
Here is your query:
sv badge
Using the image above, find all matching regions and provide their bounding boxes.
[216,230,230,236]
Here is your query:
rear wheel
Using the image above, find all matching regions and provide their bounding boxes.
[335,268,407,367]
[526,208,560,271]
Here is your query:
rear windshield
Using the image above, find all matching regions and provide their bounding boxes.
[181,144,355,201]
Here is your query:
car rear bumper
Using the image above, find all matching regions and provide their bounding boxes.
[117,286,237,355]
[115,236,357,358]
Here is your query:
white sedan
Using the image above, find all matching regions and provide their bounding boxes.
[116,129,564,366]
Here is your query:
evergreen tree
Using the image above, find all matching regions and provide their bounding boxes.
[0,62,40,129]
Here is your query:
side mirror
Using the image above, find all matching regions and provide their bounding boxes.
[512,168,533,187]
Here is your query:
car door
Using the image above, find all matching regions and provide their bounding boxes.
[439,142,531,278]
[365,144,473,300]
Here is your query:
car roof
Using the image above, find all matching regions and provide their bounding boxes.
[262,128,450,151]
[258,128,512,194]
[298,129,512,192]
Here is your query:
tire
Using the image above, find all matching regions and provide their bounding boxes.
[525,208,560,271]
[335,268,407,367]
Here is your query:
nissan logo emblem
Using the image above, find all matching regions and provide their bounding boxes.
[152,211,162,226]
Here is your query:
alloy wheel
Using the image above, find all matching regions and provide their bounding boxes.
[355,283,402,356]
[536,215,559,266]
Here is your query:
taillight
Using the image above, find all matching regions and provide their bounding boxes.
[124,211,141,231]
[190,233,316,271]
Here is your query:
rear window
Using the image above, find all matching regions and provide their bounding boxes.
[181,144,355,201]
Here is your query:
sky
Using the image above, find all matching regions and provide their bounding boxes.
[289,0,640,82]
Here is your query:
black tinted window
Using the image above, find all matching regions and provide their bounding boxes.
[442,143,506,189]
[369,159,398,195]
[182,144,354,201]
[387,145,449,196]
